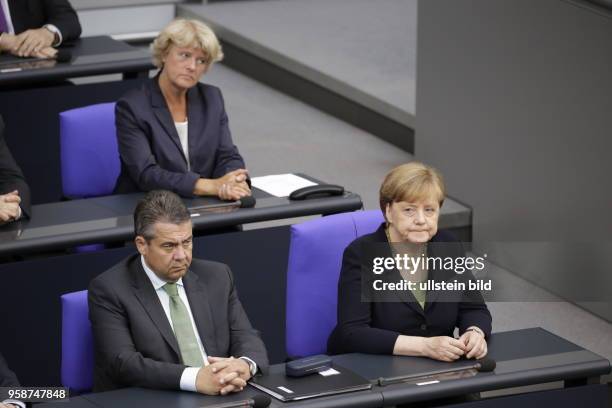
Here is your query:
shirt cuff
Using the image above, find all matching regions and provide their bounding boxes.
[3,399,26,408]
[44,24,62,46]
[179,366,200,392]
[239,356,257,376]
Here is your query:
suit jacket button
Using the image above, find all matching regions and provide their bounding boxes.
[420,324,427,330]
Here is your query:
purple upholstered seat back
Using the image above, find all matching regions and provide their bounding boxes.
[60,103,119,198]
[61,290,93,393]
[286,210,384,357]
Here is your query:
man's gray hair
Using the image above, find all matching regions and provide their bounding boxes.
[134,190,191,240]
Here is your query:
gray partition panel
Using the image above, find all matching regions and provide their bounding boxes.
[416,0,612,322]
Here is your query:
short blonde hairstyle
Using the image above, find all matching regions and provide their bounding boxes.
[379,162,446,218]
[151,19,224,68]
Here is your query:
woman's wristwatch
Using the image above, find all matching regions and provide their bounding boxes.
[465,326,485,337]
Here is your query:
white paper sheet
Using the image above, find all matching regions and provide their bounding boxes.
[251,174,317,197]
[318,368,340,377]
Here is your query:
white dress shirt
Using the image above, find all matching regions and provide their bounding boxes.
[2,399,25,408]
[141,257,257,392]
[174,121,190,171]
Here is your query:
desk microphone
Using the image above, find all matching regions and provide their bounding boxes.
[474,358,496,372]
[236,195,256,208]
[55,49,73,63]
[201,394,271,408]
[189,196,256,214]
[376,358,496,387]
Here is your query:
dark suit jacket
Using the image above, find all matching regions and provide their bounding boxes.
[88,254,269,392]
[327,223,492,355]
[114,77,246,198]
[0,352,19,387]
[0,115,31,219]
[5,0,81,43]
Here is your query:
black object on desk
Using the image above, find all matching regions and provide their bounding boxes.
[250,363,372,401]
[375,357,496,387]
[189,195,257,213]
[286,354,332,377]
[289,184,344,200]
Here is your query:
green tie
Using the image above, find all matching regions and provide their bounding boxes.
[163,283,204,367]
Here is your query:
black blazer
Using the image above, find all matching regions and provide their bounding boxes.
[327,223,492,355]
[114,77,246,198]
[0,115,31,219]
[5,0,81,43]
[0,352,19,387]
[88,254,269,392]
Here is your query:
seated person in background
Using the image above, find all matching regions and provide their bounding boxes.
[0,0,81,58]
[114,19,250,201]
[0,115,30,224]
[328,162,491,361]
[0,352,24,408]
[89,190,268,394]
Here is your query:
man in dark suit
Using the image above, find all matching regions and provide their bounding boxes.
[0,352,24,407]
[0,0,81,58]
[88,190,268,394]
[0,115,30,223]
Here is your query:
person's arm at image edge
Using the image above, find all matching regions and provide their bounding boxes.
[42,0,82,44]
[0,117,30,219]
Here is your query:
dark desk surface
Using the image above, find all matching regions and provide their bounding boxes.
[83,387,382,408]
[37,328,610,408]
[0,36,153,86]
[0,179,363,256]
[39,396,99,408]
[334,327,610,406]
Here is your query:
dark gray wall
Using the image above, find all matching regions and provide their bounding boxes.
[416,0,612,320]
